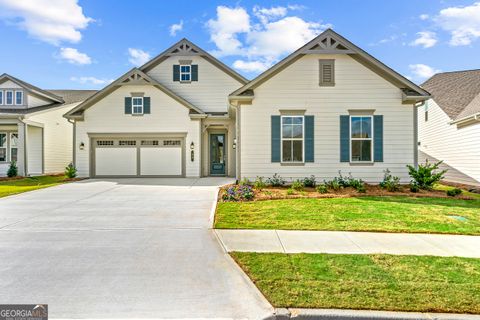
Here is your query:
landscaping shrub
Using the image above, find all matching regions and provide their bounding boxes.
[355,184,367,193]
[253,177,267,190]
[223,185,254,201]
[410,183,420,193]
[407,160,447,190]
[291,180,304,191]
[64,163,77,179]
[267,173,286,187]
[302,175,316,188]
[286,188,295,195]
[324,178,342,191]
[239,177,252,186]
[316,184,328,194]
[7,161,18,177]
[379,169,400,192]
[336,171,365,192]
[446,188,462,197]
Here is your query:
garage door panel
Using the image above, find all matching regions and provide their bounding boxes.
[140,148,182,176]
[95,148,137,176]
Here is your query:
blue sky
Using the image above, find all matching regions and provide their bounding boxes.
[0,0,479,89]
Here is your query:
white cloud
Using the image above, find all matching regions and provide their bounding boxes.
[206,6,250,56]
[419,14,429,20]
[436,2,480,46]
[169,20,183,36]
[128,48,151,66]
[232,59,272,73]
[58,47,91,65]
[410,31,438,48]
[0,0,93,45]
[409,64,441,80]
[206,5,329,74]
[70,76,113,86]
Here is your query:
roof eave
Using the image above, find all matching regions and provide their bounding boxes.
[449,113,480,125]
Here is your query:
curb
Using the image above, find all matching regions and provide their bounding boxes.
[270,308,480,320]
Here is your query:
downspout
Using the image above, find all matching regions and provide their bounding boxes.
[413,101,425,169]
[67,119,76,166]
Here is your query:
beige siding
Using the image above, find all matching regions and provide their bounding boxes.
[418,99,480,185]
[146,56,243,113]
[75,85,201,177]
[27,94,51,108]
[0,80,21,89]
[240,54,415,183]
[26,125,43,175]
[28,104,75,174]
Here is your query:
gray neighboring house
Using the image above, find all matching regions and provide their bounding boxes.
[0,73,96,176]
[419,69,480,186]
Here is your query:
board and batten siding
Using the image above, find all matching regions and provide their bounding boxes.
[28,104,75,174]
[146,55,243,113]
[74,85,201,177]
[240,54,415,183]
[418,99,480,185]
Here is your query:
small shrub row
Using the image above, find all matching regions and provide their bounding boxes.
[222,185,254,201]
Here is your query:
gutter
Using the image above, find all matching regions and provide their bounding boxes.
[449,112,480,125]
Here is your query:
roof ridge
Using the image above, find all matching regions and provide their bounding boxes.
[434,68,480,75]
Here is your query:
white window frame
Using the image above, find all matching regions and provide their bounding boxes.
[132,97,144,115]
[280,115,305,163]
[0,90,3,105]
[349,115,374,163]
[180,64,191,82]
[10,133,18,162]
[15,90,23,105]
[5,90,13,105]
[0,132,7,162]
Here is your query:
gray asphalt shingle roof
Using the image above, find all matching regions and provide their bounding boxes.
[421,69,480,120]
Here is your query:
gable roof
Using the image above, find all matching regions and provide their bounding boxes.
[47,90,98,105]
[140,38,248,85]
[64,68,204,119]
[0,73,64,103]
[229,29,430,103]
[421,69,480,120]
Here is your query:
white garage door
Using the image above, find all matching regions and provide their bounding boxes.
[93,138,183,177]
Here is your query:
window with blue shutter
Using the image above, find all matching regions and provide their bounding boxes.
[373,115,383,162]
[340,115,350,162]
[304,116,314,162]
[191,65,198,81]
[124,97,132,114]
[143,97,151,114]
[271,116,281,162]
[173,65,180,81]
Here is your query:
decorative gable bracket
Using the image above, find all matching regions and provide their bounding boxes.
[119,71,154,86]
[166,41,200,57]
[301,34,356,54]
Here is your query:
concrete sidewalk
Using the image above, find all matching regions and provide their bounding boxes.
[215,229,480,258]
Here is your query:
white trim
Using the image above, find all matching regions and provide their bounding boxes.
[14,90,23,105]
[132,96,144,115]
[180,64,191,82]
[5,90,13,105]
[280,115,305,163]
[349,115,374,163]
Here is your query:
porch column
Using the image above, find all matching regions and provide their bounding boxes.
[17,122,26,176]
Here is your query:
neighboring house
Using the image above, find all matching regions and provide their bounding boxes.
[419,70,480,186]
[0,73,96,176]
[64,29,430,182]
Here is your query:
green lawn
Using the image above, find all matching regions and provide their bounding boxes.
[232,252,480,314]
[215,196,480,235]
[0,175,68,198]
[435,184,480,200]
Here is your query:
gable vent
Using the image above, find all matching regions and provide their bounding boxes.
[319,59,335,87]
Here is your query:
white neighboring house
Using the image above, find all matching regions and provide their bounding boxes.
[65,30,430,182]
[0,73,96,176]
[419,70,480,186]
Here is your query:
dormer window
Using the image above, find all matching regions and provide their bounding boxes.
[15,91,23,105]
[180,65,191,82]
[5,90,13,105]
[132,97,144,115]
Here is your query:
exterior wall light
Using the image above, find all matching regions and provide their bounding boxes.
[190,142,194,162]
[79,142,85,150]
[190,142,195,150]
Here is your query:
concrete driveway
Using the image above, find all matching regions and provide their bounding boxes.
[0,178,273,319]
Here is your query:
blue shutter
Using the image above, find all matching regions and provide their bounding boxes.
[124,97,132,114]
[191,65,198,81]
[271,116,281,163]
[173,65,180,81]
[143,97,151,114]
[340,115,350,162]
[304,116,314,162]
[374,115,383,162]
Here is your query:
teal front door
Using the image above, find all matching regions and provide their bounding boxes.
[210,134,226,175]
